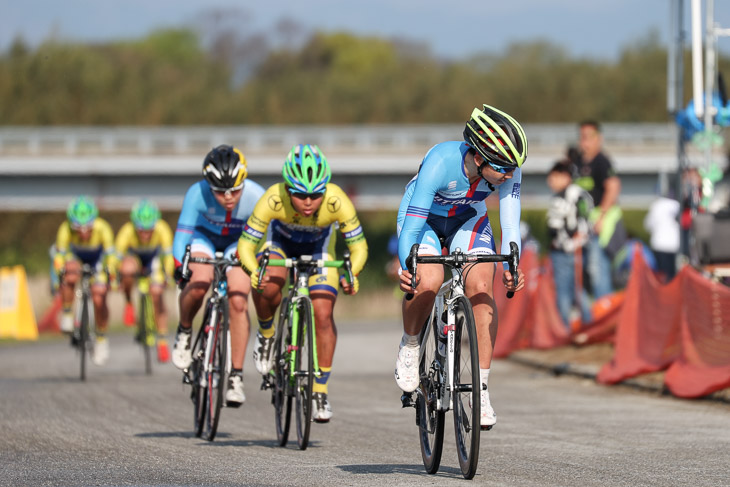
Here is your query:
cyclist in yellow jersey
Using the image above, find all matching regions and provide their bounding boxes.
[52,196,117,366]
[238,144,368,422]
[115,199,175,363]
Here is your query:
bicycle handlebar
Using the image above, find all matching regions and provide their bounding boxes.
[177,244,241,290]
[404,241,520,301]
[256,248,354,292]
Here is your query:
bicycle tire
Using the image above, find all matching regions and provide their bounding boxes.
[139,294,153,375]
[294,299,314,450]
[201,302,228,441]
[452,295,481,479]
[274,297,292,447]
[417,310,445,474]
[191,329,206,438]
[79,295,90,382]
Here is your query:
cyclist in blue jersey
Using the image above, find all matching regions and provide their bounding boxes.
[394,105,528,429]
[171,145,265,407]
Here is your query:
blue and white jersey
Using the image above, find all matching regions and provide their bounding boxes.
[397,141,522,269]
[173,179,265,264]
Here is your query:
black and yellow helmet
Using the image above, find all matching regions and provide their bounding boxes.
[202,145,248,190]
[463,104,527,168]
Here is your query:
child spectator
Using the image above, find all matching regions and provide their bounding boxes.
[546,161,594,329]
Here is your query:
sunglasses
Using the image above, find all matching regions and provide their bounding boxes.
[289,191,324,200]
[211,183,244,197]
[486,161,516,174]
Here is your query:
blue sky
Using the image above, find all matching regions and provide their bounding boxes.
[3,1,730,60]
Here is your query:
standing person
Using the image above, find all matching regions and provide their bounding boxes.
[238,144,368,423]
[644,185,680,282]
[171,145,265,408]
[115,199,174,362]
[52,196,117,365]
[395,104,527,429]
[546,161,594,328]
[571,121,623,298]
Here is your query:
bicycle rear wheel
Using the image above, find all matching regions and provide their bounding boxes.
[452,295,480,479]
[294,300,314,450]
[274,297,292,447]
[201,304,228,441]
[417,310,445,474]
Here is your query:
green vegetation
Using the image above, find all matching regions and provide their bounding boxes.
[0,28,712,125]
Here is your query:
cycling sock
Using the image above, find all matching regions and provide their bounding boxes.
[313,366,331,394]
[480,368,490,389]
[177,323,191,334]
[258,316,275,339]
[62,306,72,315]
[401,332,419,348]
[230,368,243,377]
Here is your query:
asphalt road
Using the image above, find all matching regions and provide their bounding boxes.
[1,320,729,487]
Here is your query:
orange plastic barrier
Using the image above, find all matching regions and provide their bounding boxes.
[597,246,683,385]
[493,248,570,357]
[571,292,625,346]
[37,294,62,333]
[663,268,730,398]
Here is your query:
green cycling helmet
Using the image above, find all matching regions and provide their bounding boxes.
[282,144,331,194]
[130,199,161,231]
[67,196,98,229]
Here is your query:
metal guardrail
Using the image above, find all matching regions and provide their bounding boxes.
[0,124,678,156]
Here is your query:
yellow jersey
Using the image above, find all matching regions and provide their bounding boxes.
[115,220,175,277]
[54,218,115,268]
[238,183,368,276]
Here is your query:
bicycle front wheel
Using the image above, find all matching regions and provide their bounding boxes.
[191,329,206,438]
[417,310,445,474]
[139,294,153,375]
[294,300,314,450]
[79,295,90,382]
[201,304,228,441]
[452,295,481,479]
[274,297,292,447]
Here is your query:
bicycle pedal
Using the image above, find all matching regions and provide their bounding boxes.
[260,376,272,390]
[400,392,415,408]
[481,424,494,431]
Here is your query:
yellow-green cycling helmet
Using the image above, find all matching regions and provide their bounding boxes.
[463,104,528,169]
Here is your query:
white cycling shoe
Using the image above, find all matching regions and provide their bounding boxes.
[479,387,497,429]
[252,333,275,375]
[225,374,246,407]
[394,344,419,393]
[312,392,333,423]
[92,336,109,366]
[171,328,192,370]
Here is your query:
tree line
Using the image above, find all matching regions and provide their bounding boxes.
[0,25,718,126]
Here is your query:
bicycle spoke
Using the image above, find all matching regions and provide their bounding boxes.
[417,312,444,474]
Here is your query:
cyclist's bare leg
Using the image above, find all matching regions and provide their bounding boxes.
[401,259,443,336]
[463,262,497,369]
[311,291,337,368]
[226,266,251,371]
[60,260,80,308]
[150,284,168,335]
[91,284,109,333]
[119,256,138,303]
[178,254,214,329]
[251,265,287,320]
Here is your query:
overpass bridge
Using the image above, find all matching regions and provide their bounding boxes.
[0,124,687,211]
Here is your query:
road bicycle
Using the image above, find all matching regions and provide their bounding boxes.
[258,248,354,450]
[178,245,236,442]
[400,242,519,479]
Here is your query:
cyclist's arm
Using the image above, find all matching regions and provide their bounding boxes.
[329,185,368,276]
[498,168,522,270]
[237,186,277,275]
[157,220,175,277]
[397,153,443,269]
[173,183,204,265]
[53,222,71,271]
[97,218,118,271]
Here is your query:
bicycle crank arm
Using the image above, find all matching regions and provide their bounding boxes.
[400,392,416,408]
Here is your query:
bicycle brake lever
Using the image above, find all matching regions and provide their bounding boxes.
[405,243,419,301]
